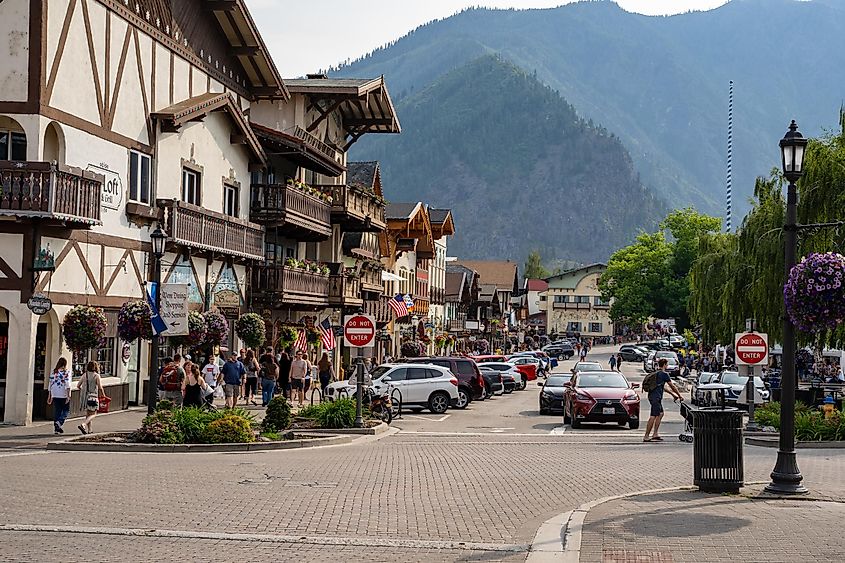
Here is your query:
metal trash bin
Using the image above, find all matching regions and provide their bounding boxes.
[691,407,744,493]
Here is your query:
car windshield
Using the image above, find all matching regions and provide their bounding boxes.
[656,352,675,358]
[575,363,602,371]
[546,375,571,387]
[721,372,765,386]
[698,372,715,384]
[369,366,391,379]
[577,373,629,388]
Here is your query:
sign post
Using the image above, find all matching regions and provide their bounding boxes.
[735,332,769,430]
[344,313,376,428]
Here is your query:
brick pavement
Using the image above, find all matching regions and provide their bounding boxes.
[579,489,845,562]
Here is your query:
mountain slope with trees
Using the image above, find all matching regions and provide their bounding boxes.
[337,0,845,217]
[356,55,665,263]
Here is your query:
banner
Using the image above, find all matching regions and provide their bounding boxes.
[146,282,168,336]
[160,283,189,336]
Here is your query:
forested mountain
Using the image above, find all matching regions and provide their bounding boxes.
[338,0,845,220]
[355,55,664,263]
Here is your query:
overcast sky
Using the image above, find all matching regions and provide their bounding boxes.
[245,0,730,77]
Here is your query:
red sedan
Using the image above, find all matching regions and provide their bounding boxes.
[563,371,640,430]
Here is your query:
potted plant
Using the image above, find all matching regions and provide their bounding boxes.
[117,300,153,342]
[171,310,207,348]
[203,310,229,346]
[236,312,266,349]
[63,305,108,353]
[784,252,845,333]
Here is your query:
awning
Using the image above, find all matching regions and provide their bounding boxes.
[381,271,403,282]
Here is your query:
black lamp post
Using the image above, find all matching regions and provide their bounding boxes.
[766,120,808,495]
[146,224,168,414]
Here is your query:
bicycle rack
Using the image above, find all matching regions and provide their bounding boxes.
[309,387,323,405]
[390,386,403,420]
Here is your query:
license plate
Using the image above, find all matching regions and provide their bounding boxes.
[602,407,615,415]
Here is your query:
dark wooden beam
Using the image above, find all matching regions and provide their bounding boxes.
[207,0,238,11]
[344,118,395,127]
[306,98,345,132]
[230,46,260,56]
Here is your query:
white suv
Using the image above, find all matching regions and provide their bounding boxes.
[325,364,459,414]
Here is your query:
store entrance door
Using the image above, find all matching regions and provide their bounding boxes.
[126,341,140,404]
[0,319,8,421]
[31,323,48,420]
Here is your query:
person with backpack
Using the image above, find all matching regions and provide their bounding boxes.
[158,354,186,407]
[642,358,683,442]
[259,349,279,407]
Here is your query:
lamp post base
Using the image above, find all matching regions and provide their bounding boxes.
[765,450,808,495]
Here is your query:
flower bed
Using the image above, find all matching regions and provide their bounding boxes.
[754,401,845,441]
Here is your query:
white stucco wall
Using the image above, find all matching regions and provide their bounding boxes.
[0,0,30,102]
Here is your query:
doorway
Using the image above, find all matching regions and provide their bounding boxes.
[0,320,8,420]
[31,323,48,419]
[126,340,141,404]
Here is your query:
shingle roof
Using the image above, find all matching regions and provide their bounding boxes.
[429,208,451,224]
[385,202,420,220]
[454,260,517,291]
[348,161,378,190]
[445,271,465,299]
[526,279,548,292]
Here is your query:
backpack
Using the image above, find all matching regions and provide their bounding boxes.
[642,371,660,393]
[160,363,183,391]
[263,361,278,381]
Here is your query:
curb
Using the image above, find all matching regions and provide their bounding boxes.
[46,433,353,453]
[746,436,845,449]
[290,422,390,436]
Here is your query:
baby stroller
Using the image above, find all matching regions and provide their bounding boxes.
[678,400,694,443]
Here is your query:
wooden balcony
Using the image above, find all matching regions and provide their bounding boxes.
[159,199,263,261]
[553,302,590,310]
[365,296,392,325]
[0,161,102,226]
[318,184,386,232]
[361,267,384,295]
[292,125,342,168]
[252,265,329,308]
[250,183,331,241]
[448,319,466,332]
[431,287,446,305]
[329,274,363,308]
[413,298,430,317]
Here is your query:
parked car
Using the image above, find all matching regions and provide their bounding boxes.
[325,364,458,414]
[479,368,505,397]
[512,351,552,375]
[473,354,509,363]
[714,370,770,407]
[538,373,572,415]
[668,334,686,349]
[654,351,681,376]
[618,345,647,362]
[571,361,603,374]
[543,342,575,360]
[507,356,540,385]
[690,371,719,405]
[477,362,520,393]
[404,357,486,408]
[563,370,641,429]
[639,341,662,351]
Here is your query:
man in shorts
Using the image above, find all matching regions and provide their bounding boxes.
[289,351,310,407]
[221,354,246,408]
[644,358,683,442]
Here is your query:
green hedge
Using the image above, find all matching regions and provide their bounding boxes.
[754,401,845,441]
[297,399,357,429]
[135,405,256,444]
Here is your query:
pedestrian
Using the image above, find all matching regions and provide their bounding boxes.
[278,351,292,399]
[47,358,72,434]
[642,358,683,442]
[76,361,107,435]
[616,353,623,372]
[158,354,186,407]
[182,363,207,408]
[221,353,246,409]
[318,352,333,393]
[579,345,587,361]
[260,351,278,407]
[609,354,617,372]
[202,356,221,407]
[289,351,310,407]
[243,349,260,406]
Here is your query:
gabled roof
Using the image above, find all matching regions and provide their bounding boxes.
[348,161,383,197]
[545,263,607,290]
[385,202,421,220]
[251,122,345,176]
[445,271,466,300]
[152,93,265,162]
[525,279,549,292]
[478,284,500,303]
[428,208,456,240]
[454,260,518,292]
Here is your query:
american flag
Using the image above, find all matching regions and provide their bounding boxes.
[318,318,336,351]
[294,329,308,352]
[388,293,409,318]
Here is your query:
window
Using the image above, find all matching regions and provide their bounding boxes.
[408,368,429,380]
[554,295,569,304]
[88,337,115,378]
[223,182,239,217]
[129,151,151,204]
[182,168,201,205]
[593,296,609,306]
[0,130,27,160]
[589,323,603,333]
[454,360,475,376]
[540,295,547,301]
[567,322,582,332]
[387,368,407,381]
[575,296,590,304]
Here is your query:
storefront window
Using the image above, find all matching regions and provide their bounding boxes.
[91,337,116,378]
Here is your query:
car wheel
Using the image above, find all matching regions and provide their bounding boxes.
[454,388,470,409]
[504,387,513,394]
[558,353,566,361]
[519,377,527,391]
[428,391,450,414]
[629,418,640,430]
[484,385,493,400]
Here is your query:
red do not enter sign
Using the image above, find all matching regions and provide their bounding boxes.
[343,314,376,348]
[735,332,769,366]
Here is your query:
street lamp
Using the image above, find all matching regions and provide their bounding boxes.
[766,120,808,495]
[146,224,168,414]
[412,315,419,342]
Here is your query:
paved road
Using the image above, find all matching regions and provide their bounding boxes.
[1,345,842,562]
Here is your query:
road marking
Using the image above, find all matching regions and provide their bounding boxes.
[401,414,450,422]
[490,428,515,433]
[550,426,567,435]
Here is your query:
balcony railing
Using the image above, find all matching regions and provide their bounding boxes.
[361,267,384,294]
[365,296,393,325]
[413,298,430,317]
[250,183,331,240]
[292,125,342,166]
[448,319,466,332]
[553,302,591,310]
[317,184,386,232]
[160,199,263,261]
[430,287,446,305]
[0,161,102,225]
[252,265,329,308]
[329,274,363,308]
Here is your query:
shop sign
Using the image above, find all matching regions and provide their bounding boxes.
[213,288,241,318]
[27,293,52,315]
[160,283,189,336]
[87,163,123,211]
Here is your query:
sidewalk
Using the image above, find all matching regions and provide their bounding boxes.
[0,408,148,448]
[577,487,845,562]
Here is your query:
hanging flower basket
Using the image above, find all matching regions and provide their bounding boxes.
[117,300,153,342]
[401,340,424,358]
[63,305,108,353]
[171,310,206,348]
[236,312,266,349]
[474,338,490,355]
[784,252,845,333]
[203,310,229,346]
[278,326,298,349]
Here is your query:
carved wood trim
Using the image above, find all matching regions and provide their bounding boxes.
[127,248,144,288]
[0,256,21,281]
[39,105,153,153]
[80,0,106,127]
[45,0,77,104]
[104,8,111,118]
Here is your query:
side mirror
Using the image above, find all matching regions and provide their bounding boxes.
[382,376,392,383]
[632,382,640,389]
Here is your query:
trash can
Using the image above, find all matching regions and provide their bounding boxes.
[691,407,744,493]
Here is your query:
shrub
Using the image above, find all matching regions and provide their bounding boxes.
[260,431,283,441]
[203,415,255,443]
[316,398,356,429]
[135,410,184,444]
[262,396,292,431]
[297,404,322,419]
[754,401,810,429]
[155,399,175,412]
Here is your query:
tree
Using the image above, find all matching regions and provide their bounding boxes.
[524,250,550,280]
